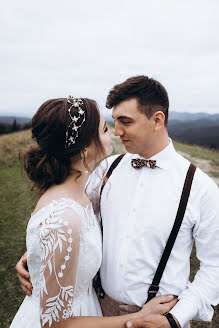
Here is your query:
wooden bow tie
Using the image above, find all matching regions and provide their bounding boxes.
[131,158,156,169]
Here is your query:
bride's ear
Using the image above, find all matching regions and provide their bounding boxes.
[80,149,88,159]
[80,149,92,174]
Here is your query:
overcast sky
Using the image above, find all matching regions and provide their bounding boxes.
[0,0,219,119]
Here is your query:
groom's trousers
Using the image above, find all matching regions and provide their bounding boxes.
[99,293,191,328]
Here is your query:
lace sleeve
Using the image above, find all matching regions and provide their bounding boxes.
[39,206,82,327]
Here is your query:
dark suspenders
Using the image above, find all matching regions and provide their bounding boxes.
[100,154,125,200]
[98,154,196,303]
[146,163,196,302]
[99,154,125,235]
[94,154,125,298]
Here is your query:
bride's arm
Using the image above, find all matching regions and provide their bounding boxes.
[43,295,177,328]
[16,251,177,328]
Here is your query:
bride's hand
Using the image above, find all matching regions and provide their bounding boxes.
[126,295,179,328]
[140,294,178,316]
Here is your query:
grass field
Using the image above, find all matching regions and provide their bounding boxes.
[0,129,219,327]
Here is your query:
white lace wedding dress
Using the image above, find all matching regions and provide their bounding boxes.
[10,198,102,327]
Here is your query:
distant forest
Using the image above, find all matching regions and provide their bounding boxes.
[168,119,219,150]
[0,119,31,135]
[0,116,31,135]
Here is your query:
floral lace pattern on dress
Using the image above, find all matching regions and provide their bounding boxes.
[38,198,99,327]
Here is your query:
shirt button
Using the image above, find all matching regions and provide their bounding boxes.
[132,208,136,213]
[120,264,124,268]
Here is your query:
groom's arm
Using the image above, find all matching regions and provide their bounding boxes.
[129,177,219,328]
[168,177,219,327]
[16,251,32,295]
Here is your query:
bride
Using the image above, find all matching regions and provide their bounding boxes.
[11,96,176,327]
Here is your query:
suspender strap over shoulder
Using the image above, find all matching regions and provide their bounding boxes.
[100,154,125,198]
[106,154,126,179]
[94,154,125,299]
[146,163,196,302]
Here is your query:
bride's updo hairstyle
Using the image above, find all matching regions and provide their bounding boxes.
[21,97,105,191]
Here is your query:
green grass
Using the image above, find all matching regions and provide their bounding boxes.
[189,246,219,327]
[174,142,219,183]
[209,171,219,178]
[0,160,36,328]
[0,130,219,327]
[0,129,35,166]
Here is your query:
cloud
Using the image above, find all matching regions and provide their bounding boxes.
[0,0,219,117]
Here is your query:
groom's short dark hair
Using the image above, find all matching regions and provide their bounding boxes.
[106,75,169,125]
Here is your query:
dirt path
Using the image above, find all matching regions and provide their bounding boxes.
[178,151,219,185]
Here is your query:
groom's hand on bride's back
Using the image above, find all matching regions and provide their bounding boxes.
[15,251,33,296]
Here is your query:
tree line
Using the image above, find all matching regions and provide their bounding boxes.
[0,119,31,135]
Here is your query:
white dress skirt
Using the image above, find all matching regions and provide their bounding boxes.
[10,198,102,327]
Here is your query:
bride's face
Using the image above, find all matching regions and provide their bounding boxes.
[98,114,113,158]
[85,114,112,168]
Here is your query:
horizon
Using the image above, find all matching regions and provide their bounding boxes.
[0,109,219,121]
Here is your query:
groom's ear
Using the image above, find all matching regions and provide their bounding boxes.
[153,111,165,130]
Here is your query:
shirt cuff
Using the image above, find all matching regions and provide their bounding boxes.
[169,298,199,328]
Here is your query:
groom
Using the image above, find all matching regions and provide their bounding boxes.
[17,76,219,328]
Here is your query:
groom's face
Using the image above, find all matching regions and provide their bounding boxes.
[112,98,156,157]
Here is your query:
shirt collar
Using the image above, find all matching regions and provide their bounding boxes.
[133,139,177,170]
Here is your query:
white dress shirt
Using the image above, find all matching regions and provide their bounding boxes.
[87,140,219,328]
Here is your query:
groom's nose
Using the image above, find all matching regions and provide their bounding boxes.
[114,122,124,136]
